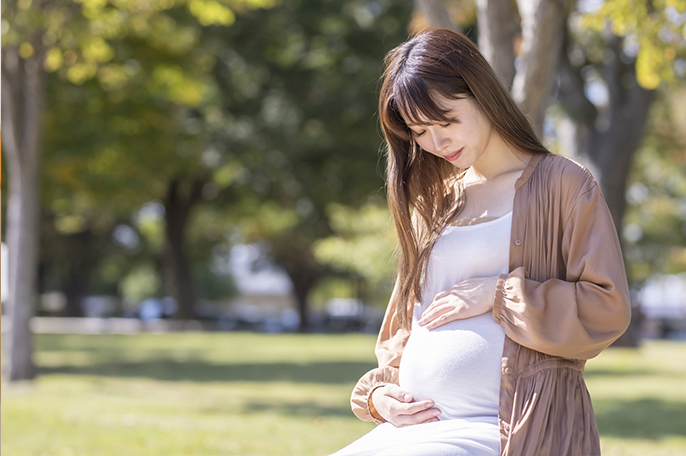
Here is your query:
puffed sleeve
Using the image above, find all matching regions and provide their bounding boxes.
[350,277,410,423]
[492,180,631,360]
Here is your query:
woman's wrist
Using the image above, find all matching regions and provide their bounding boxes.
[368,386,387,422]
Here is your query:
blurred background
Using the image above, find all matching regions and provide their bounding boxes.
[1,0,685,455]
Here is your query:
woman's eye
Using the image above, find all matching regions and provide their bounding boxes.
[415,130,425,137]
[441,123,451,128]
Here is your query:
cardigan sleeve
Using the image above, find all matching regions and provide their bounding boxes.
[350,277,410,423]
[492,180,632,360]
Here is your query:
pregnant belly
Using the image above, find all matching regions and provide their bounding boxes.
[398,313,505,421]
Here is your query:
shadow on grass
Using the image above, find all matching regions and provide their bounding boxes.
[240,401,354,418]
[595,398,686,440]
[583,368,659,378]
[38,360,377,384]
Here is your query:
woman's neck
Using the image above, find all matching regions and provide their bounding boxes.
[465,132,531,183]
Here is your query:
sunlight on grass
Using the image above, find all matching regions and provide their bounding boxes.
[2,333,685,455]
[585,341,686,456]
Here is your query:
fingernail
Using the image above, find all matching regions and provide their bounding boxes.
[425,401,434,408]
[403,394,412,401]
[432,410,441,417]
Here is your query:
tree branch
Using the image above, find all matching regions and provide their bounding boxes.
[600,31,624,110]
[556,32,597,125]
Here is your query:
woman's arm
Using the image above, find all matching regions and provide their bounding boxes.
[493,180,631,360]
[350,277,409,422]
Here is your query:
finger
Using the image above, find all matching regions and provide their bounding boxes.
[384,384,413,403]
[395,400,435,415]
[417,305,452,326]
[396,407,442,426]
[425,312,458,329]
[418,416,441,424]
[419,307,455,327]
[433,289,450,301]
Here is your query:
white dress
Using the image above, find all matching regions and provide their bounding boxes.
[332,211,512,456]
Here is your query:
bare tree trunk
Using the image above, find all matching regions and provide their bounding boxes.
[61,231,94,317]
[284,262,320,333]
[1,44,45,381]
[476,0,516,89]
[414,0,461,33]
[163,177,203,320]
[511,0,571,135]
[557,32,654,242]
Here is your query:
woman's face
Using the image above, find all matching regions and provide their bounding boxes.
[405,95,494,169]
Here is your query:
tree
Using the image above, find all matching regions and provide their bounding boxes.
[2,0,49,380]
[206,0,415,330]
[1,0,275,381]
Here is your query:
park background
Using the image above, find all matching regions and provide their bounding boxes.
[2,0,686,454]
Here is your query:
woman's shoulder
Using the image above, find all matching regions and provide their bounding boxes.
[536,153,599,196]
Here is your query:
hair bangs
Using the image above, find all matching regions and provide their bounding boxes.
[393,74,455,128]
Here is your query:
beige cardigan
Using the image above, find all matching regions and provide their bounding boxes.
[350,153,632,456]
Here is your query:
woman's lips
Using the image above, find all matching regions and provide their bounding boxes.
[443,147,463,161]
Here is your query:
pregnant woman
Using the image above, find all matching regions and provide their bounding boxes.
[332,29,631,456]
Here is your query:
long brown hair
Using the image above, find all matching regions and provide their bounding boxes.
[379,28,550,330]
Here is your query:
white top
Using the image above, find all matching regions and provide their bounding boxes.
[399,211,512,422]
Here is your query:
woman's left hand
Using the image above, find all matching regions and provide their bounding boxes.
[417,276,500,330]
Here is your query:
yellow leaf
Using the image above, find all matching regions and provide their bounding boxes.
[44,47,63,72]
[188,0,235,26]
[18,42,34,59]
[82,36,114,63]
[636,52,662,89]
[67,62,98,84]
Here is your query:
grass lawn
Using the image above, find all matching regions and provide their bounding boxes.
[2,333,685,456]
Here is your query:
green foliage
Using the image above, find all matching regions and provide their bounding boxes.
[200,0,414,304]
[314,201,397,285]
[623,88,686,282]
[583,0,686,89]
[120,263,161,303]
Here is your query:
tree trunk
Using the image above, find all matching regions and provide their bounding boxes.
[284,262,320,333]
[476,0,516,89]
[510,0,571,135]
[1,44,45,381]
[61,231,94,317]
[556,32,654,347]
[163,178,203,320]
[414,0,461,33]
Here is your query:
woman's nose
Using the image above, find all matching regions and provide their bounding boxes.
[432,131,450,151]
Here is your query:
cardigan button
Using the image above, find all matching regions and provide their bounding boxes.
[514,238,522,246]
[504,367,511,375]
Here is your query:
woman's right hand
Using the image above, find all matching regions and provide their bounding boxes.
[370,384,441,427]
